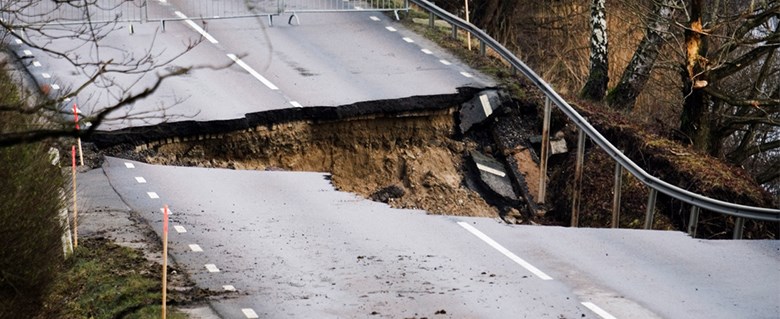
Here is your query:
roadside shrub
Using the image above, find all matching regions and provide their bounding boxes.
[0,68,66,318]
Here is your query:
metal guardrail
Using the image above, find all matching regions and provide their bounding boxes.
[408,0,780,238]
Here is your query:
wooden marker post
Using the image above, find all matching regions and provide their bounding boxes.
[465,0,472,50]
[73,104,84,166]
[162,205,169,319]
[71,145,78,248]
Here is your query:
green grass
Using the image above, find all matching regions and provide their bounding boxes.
[36,238,187,319]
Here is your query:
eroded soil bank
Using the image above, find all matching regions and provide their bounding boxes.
[119,109,499,217]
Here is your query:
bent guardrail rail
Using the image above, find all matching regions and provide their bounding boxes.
[408,0,780,238]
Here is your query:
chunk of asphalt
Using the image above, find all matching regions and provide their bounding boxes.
[459,89,503,133]
[469,150,518,200]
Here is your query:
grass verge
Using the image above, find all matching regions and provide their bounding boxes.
[36,237,186,319]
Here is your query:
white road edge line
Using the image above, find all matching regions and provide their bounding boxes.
[457,222,553,280]
[226,53,279,90]
[147,192,159,199]
[205,264,220,273]
[581,302,618,319]
[189,244,203,252]
[241,308,259,318]
[124,162,135,168]
[135,176,147,183]
[174,11,219,44]
[173,225,187,233]
[476,163,505,177]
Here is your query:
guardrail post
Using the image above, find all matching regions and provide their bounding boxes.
[571,129,586,228]
[643,189,658,229]
[429,10,434,28]
[611,162,622,228]
[733,217,745,239]
[480,40,486,56]
[452,25,458,39]
[688,206,700,237]
[538,97,551,204]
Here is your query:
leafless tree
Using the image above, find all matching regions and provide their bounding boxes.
[0,0,205,147]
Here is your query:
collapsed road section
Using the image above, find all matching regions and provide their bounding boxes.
[93,88,569,222]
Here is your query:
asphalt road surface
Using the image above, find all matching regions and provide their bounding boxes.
[11,0,493,130]
[101,157,780,319]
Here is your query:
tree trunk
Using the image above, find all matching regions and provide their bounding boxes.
[679,0,711,151]
[580,0,609,101]
[607,0,677,111]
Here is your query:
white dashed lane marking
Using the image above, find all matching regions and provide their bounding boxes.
[15,39,22,44]
[457,222,553,280]
[581,302,618,319]
[189,244,203,252]
[439,59,452,65]
[51,84,60,90]
[402,37,414,43]
[174,11,219,44]
[147,192,159,199]
[173,225,187,233]
[205,264,220,273]
[223,285,236,291]
[125,162,135,168]
[385,26,397,32]
[241,308,259,319]
[369,16,380,21]
[290,101,302,108]
[32,61,41,67]
[41,73,51,78]
[421,49,433,55]
[226,53,279,90]
[460,71,473,78]
[23,50,32,56]
[135,177,147,183]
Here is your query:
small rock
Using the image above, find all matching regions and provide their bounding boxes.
[370,185,405,203]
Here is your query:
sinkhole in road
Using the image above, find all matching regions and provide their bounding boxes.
[131,108,499,217]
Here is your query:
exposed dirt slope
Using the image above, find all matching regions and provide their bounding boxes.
[128,110,498,218]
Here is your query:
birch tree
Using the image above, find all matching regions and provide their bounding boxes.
[607,0,679,110]
[581,0,609,101]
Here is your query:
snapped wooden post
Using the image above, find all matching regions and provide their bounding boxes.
[571,129,586,228]
[611,162,622,228]
[538,97,551,204]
